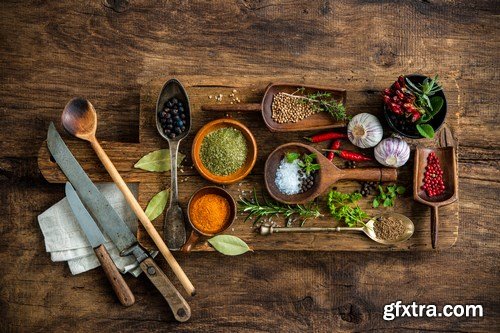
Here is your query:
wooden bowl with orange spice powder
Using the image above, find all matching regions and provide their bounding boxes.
[181,186,236,252]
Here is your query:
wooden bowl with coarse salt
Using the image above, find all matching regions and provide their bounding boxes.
[191,118,257,185]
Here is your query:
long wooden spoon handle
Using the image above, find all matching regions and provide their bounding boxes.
[339,167,398,182]
[140,257,191,322]
[431,206,439,249]
[94,244,135,306]
[89,138,196,296]
[201,103,261,112]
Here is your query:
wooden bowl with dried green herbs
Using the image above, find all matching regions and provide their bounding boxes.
[192,118,257,185]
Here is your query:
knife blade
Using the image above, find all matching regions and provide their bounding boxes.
[47,123,191,321]
[66,182,135,307]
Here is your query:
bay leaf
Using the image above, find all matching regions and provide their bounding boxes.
[145,189,169,221]
[134,149,185,172]
[208,235,251,256]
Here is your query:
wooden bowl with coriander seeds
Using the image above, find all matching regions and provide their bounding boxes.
[192,118,257,185]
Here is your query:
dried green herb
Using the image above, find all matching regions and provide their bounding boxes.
[144,189,169,221]
[200,127,248,176]
[208,235,251,255]
[327,190,370,227]
[134,149,185,172]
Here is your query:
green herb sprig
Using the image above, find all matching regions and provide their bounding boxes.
[297,153,320,176]
[405,75,444,138]
[238,189,322,226]
[372,185,406,208]
[327,190,370,227]
[292,87,349,122]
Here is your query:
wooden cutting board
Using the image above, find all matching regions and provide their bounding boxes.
[38,75,459,251]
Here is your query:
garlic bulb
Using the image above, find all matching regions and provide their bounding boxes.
[374,137,410,167]
[347,113,383,148]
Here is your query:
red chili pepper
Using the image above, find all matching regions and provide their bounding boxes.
[337,150,372,162]
[304,131,347,143]
[327,140,342,161]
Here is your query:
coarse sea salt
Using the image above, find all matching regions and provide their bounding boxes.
[275,158,303,195]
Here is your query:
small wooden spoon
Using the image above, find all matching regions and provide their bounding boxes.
[265,143,397,204]
[413,146,458,249]
[61,98,195,296]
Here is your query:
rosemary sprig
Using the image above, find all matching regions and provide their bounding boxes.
[238,189,322,226]
[282,88,349,121]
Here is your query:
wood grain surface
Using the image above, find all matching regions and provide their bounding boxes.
[1,1,499,332]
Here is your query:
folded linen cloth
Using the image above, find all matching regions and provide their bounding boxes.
[38,183,143,277]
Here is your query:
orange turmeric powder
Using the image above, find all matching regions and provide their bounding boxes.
[189,193,230,234]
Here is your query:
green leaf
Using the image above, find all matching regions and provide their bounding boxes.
[373,198,380,208]
[134,149,185,172]
[383,198,392,207]
[396,186,406,194]
[208,235,251,256]
[430,96,444,115]
[285,152,300,163]
[416,124,435,139]
[144,189,169,221]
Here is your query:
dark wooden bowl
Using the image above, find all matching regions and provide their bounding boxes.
[202,83,347,132]
[264,143,398,204]
[384,74,447,139]
[413,146,458,248]
[192,118,257,185]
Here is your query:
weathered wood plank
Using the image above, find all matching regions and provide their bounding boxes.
[1,0,499,331]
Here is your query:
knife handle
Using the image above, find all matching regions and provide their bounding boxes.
[94,244,135,307]
[140,257,191,322]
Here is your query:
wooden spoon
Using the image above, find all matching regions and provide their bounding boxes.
[264,143,397,204]
[61,98,195,296]
[413,146,458,249]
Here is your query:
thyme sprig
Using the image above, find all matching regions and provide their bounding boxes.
[238,189,322,226]
[281,87,349,121]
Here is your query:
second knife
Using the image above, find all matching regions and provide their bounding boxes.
[66,182,135,307]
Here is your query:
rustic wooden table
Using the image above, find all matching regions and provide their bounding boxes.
[1,1,498,332]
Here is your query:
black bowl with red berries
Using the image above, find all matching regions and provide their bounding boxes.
[383,74,447,139]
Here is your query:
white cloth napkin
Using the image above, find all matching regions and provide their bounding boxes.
[38,183,143,277]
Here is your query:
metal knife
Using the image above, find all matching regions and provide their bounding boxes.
[66,182,135,307]
[47,123,191,322]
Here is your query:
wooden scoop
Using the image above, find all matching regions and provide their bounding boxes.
[61,98,195,296]
[413,146,458,249]
[201,83,347,132]
[264,143,397,204]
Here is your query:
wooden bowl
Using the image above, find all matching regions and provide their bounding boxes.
[192,118,257,185]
